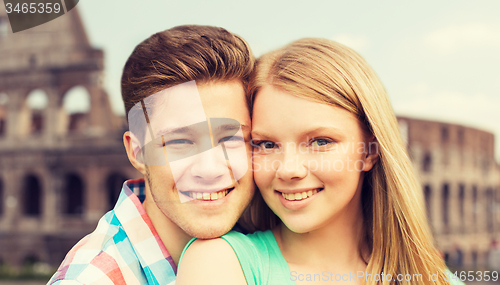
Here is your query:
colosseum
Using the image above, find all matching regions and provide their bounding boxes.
[398,116,500,269]
[0,7,139,269]
[0,6,499,274]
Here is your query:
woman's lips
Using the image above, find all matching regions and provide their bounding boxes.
[275,187,324,210]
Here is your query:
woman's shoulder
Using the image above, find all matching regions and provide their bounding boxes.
[222,229,275,247]
[176,236,248,285]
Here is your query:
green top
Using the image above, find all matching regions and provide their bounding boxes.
[180,230,465,285]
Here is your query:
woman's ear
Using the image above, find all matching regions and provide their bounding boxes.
[123,131,147,175]
[362,135,379,172]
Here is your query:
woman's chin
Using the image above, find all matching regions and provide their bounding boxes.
[281,218,318,234]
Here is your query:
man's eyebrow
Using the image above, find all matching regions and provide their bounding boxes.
[155,126,194,137]
[154,121,249,137]
[214,123,249,132]
[250,128,273,139]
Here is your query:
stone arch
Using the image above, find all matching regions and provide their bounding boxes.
[471,250,478,268]
[458,184,465,232]
[20,89,49,135]
[0,17,9,39]
[0,92,8,137]
[472,185,478,231]
[61,86,91,133]
[422,152,432,172]
[442,183,449,232]
[106,173,126,210]
[486,188,494,233]
[423,185,432,221]
[22,253,40,272]
[23,254,39,266]
[63,173,85,215]
[22,174,42,217]
[0,177,3,216]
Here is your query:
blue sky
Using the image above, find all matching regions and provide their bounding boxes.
[75,0,500,161]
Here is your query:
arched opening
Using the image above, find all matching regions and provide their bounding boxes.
[472,185,478,231]
[441,126,449,143]
[106,173,126,210]
[422,152,432,172]
[0,178,3,216]
[486,188,494,233]
[472,251,478,268]
[424,185,432,221]
[25,89,48,135]
[443,252,450,265]
[63,174,84,215]
[22,175,42,217]
[0,92,8,137]
[442,183,449,233]
[0,17,9,39]
[62,86,91,133]
[459,184,465,233]
[21,254,40,275]
[23,254,39,266]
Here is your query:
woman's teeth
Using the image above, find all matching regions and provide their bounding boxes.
[189,189,230,201]
[282,189,320,201]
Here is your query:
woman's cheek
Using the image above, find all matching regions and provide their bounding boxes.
[253,155,273,190]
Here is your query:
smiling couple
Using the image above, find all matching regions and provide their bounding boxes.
[48,25,462,285]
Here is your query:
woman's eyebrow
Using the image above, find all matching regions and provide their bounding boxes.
[301,126,345,137]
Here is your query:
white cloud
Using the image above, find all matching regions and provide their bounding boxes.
[333,34,370,52]
[423,23,500,54]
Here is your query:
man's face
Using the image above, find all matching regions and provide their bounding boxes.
[133,80,254,239]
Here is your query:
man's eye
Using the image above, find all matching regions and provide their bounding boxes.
[219,136,243,143]
[219,136,245,148]
[164,139,193,148]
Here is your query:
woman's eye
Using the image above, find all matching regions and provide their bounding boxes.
[311,138,333,148]
[258,141,277,149]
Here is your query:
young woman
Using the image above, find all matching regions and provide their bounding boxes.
[176,38,463,285]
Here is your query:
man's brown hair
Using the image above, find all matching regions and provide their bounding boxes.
[121,25,254,142]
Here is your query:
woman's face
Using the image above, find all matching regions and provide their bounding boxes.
[251,85,377,233]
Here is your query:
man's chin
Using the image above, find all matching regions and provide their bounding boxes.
[186,221,236,240]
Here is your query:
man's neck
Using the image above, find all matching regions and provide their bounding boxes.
[142,196,192,266]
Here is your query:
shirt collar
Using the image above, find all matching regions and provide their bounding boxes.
[114,179,177,281]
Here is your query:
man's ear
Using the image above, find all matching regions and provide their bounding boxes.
[124,131,147,175]
[362,135,379,172]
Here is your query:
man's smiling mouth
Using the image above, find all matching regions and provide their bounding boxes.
[183,187,235,201]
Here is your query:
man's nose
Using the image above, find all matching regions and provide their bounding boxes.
[190,145,231,183]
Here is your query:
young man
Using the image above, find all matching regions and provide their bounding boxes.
[48,25,255,284]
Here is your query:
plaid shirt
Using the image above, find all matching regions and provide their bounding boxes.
[48,179,177,285]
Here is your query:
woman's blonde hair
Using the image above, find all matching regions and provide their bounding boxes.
[245,38,450,285]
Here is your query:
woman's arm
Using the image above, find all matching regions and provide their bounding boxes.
[176,238,248,285]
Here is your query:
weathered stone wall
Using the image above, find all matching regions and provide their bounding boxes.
[0,7,139,268]
[398,116,500,269]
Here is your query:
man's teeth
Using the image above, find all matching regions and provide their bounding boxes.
[282,189,319,201]
[190,189,230,201]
